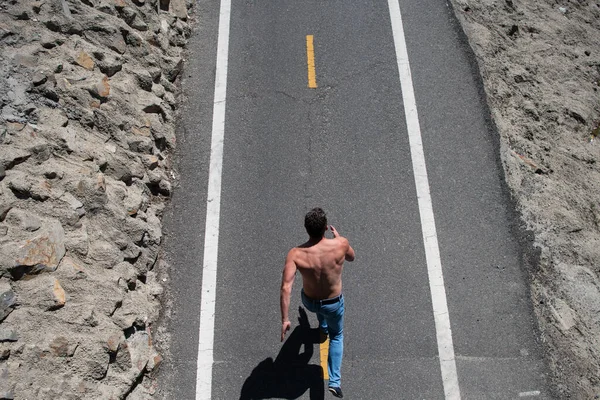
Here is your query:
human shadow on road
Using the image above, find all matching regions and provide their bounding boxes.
[239,307,325,400]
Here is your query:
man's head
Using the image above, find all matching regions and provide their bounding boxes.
[304,207,327,239]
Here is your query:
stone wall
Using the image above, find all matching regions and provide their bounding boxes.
[0,0,191,398]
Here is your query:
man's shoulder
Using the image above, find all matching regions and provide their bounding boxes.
[287,246,302,258]
[332,236,349,247]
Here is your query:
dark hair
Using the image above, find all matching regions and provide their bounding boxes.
[304,207,327,238]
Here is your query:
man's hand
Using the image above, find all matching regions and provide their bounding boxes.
[330,225,339,238]
[281,320,291,342]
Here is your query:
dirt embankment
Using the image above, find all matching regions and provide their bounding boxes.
[449,0,600,397]
[0,0,191,398]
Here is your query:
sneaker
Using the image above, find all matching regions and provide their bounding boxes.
[328,386,343,398]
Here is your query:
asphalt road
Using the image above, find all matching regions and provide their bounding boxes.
[158,0,553,398]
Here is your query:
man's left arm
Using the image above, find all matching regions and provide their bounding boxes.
[280,250,296,342]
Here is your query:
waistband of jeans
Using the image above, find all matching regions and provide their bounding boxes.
[302,290,343,305]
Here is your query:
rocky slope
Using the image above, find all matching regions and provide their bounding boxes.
[448,0,600,397]
[0,0,191,398]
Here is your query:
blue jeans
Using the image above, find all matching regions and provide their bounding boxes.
[301,290,345,388]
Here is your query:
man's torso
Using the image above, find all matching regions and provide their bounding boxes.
[291,238,346,300]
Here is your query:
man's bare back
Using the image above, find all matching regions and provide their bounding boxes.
[290,226,355,299]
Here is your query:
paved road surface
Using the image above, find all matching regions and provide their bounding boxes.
[158,0,553,398]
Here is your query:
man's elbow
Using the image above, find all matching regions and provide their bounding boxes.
[280,284,292,297]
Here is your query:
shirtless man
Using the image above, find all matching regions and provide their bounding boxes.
[280,207,355,398]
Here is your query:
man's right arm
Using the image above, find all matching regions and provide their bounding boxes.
[331,225,355,262]
[344,240,355,262]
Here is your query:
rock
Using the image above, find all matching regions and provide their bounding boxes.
[103,155,135,185]
[0,347,10,360]
[124,185,147,215]
[169,0,188,20]
[126,330,152,373]
[8,172,31,199]
[40,32,63,49]
[151,83,165,98]
[32,72,48,86]
[83,353,109,380]
[0,203,12,222]
[122,243,142,262]
[58,256,87,279]
[141,155,158,170]
[0,147,31,171]
[75,174,108,213]
[53,279,66,308]
[113,341,132,371]
[59,192,84,212]
[49,336,78,357]
[132,126,151,137]
[0,366,14,398]
[115,261,137,289]
[19,275,66,310]
[29,179,52,202]
[148,67,161,83]
[158,179,171,196]
[1,106,26,124]
[11,220,66,280]
[92,108,121,138]
[8,6,30,20]
[139,91,164,114]
[127,136,153,154]
[0,329,18,342]
[76,51,95,70]
[123,29,144,47]
[96,56,122,77]
[147,170,164,185]
[144,209,162,246]
[164,91,176,107]
[0,166,5,181]
[148,352,162,372]
[122,216,149,246]
[130,15,148,31]
[89,29,128,54]
[37,107,68,130]
[88,240,122,268]
[161,56,183,82]
[4,122,26,133]
[29,142,52,163]
[105,332,124,354]
[130,68,153,92]
[159,75,177,93]
[88,75,110,101]
[146,114,175,149]
[120,7,137,24]
[0,285,16,322]
[4,208,42,232]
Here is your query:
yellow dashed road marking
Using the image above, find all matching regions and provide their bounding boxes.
[320,337,329,380]
[306,35,317,88]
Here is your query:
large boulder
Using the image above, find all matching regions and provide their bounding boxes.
[1,218,66,280]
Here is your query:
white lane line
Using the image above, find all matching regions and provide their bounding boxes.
[519,391,541,397]
[386,0,461,399]
[195,0,232,397]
